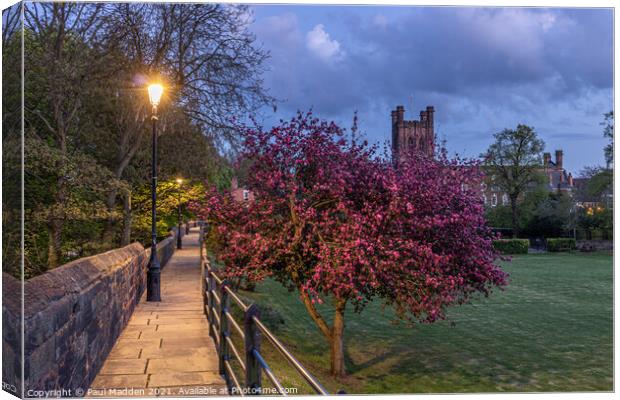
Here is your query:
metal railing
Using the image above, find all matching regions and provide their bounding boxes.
[200,245,328,396]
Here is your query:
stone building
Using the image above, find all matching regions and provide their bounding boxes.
[391,105,435,162]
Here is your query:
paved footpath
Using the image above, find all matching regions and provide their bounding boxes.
[89,228,226,397]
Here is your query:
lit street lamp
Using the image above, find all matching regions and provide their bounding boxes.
[176,178,183,250]
[147,83,164,302]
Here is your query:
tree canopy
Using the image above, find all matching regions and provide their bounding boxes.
[482,125,545,237]
[192,112,508,376]
[2,3,271,277]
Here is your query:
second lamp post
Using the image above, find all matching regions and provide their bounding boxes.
[146,83,163,302]
[176,178,183,250]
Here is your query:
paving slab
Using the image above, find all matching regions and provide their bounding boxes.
[140,346,216,360]
[107,346,142,360]
[98,359,147,375]
[90,374,148,389]
[148,371,223,388]
[89,227,225,397]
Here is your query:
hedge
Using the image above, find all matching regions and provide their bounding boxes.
[547,238,576,252]
[493,239,529,254]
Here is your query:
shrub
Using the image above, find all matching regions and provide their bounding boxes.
[493,239,529,254]
[547,238,576,252]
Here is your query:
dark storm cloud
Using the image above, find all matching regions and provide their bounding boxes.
[250,6,613,172]
[346,7,612,105]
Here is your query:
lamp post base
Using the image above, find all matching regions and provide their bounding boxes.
[177,224,183,249]
[147,256,161,301]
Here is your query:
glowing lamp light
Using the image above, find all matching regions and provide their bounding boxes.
[176,178,183,185]
[148,84,164,107]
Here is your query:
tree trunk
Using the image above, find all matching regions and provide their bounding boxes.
[102,189,117,244]
[47,220,62,270]
[510,197,519,238]
[330,299,347,377]
[48,145,66,270]
[121,191,132,246]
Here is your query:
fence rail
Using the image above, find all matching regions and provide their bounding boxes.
[200,238,328,396]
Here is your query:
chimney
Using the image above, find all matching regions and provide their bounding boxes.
[231,176,238,190]
[543,152,551,167]
[555,150,563,169]
[568,172,573,186]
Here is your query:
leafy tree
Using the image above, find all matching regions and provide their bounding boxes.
[192,112,507,377]
[484,179,548,234]
[2,4,23,277]
[23,3,118,268]
[23,136,125,277]
[522,191,573,238]
[5,3,270,277]
[602,111,613,168]
[482,125,545,238]
[576,206,612,240]
[131,179,204,244]
[576,166,613,208]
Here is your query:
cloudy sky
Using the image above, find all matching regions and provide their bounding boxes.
[247,6,613,174]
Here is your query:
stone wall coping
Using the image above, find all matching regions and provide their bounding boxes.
[20,243,146,320]
[3,226,182,320]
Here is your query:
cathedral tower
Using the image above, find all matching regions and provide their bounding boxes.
[391,105,435,163]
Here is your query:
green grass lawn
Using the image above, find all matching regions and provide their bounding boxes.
[231,252,613,394]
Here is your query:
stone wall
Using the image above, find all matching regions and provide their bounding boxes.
[3,273,22,397]
[2,228,181,398]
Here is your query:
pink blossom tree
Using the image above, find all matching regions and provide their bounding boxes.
[190,112,508,377]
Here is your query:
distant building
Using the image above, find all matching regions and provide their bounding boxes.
[230,176,254,203]
[542,150,574,193]
[479,149,576,208]
[391,105,435,162]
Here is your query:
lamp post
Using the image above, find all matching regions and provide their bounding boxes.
[147,83,164,302]
[176,178,183,250]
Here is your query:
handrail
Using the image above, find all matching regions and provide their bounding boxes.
[201,246,329,396]
[252,317,329,395]
[225,285,250,312]
[226,312,245,340]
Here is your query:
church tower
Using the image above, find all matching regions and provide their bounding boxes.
[391,105,435,164]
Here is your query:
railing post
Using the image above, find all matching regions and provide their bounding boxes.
[219,280,231,377]
[244,304,262,394]
[201,257,206,314]
[207,272,215,338]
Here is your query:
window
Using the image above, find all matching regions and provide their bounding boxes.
[242,190,250,201]
[502,194,509,205]
[482,194,488,205]
[491,194,498,207]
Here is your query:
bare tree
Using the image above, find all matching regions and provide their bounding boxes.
[95,3,272,243]
[109,3,273,146]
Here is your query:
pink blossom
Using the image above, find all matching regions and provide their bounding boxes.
[190,111,508,325]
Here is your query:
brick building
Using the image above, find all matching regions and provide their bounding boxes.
[230,176,253,203]
[391,105,435,162]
